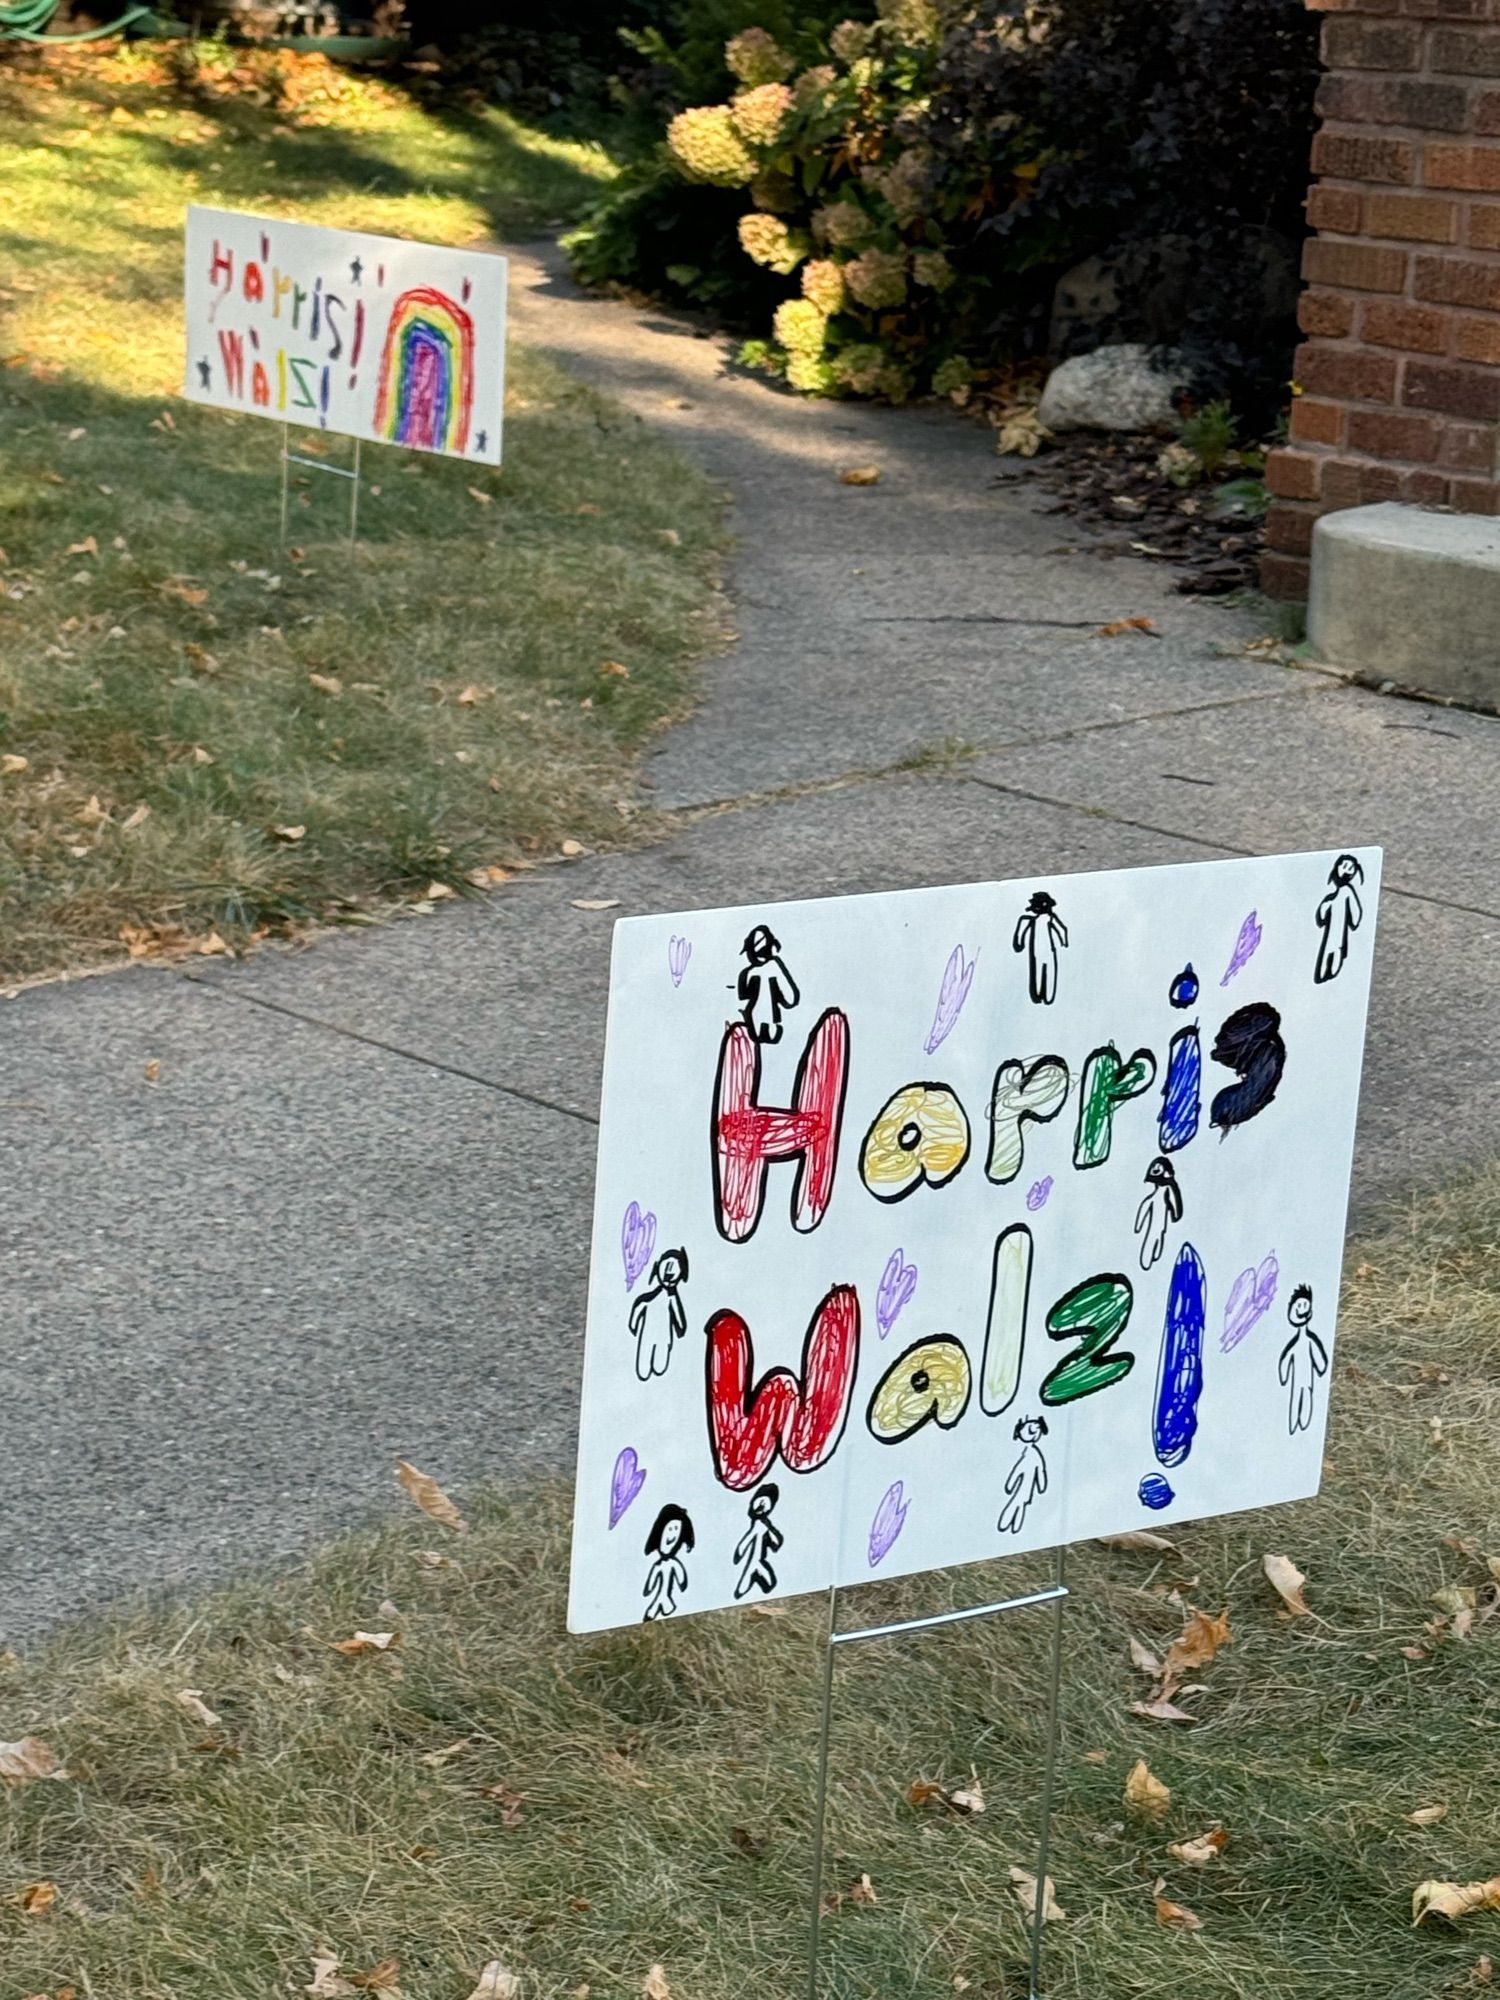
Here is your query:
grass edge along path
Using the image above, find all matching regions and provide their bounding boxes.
[3,1168,1500,1999]
[0,43,728,984]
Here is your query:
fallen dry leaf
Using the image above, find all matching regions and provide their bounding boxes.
[419,1737,472,1768]
[1158,1607,1231,1694]
[143,1059,161,1084]
[271,824,306,844]
[1410,1804,1450,1827]
[480,1782,525,1826]
[1096,616,1159,637]
[1472,1954,1495,1984]
[308,673,343,696]
[306,1951,354,1996]
[1153,1882,1204,1931]
[423,881,457,902]
[348,1959,401,1993]
[395,1460,467,1533]
[995,408,1050,458]
[599,660,629,678]
[176,1689,220,1729]
[849,1873,879,1905]
[1168,1829,1228,1866]
[839,465,881,485]
[0,754,29,775]
[455,683,491,706]
[159,577,208,605]
[413,1549,454,1570]
[0,1737,65,1784]
[1125,1759,1172,1817]
[571,899,621,912]
[1008,1866,1065,1922]
[1129,1637,1163,1678]
[1100,1531,1178,1554]
[121,803,151,832]
[947,1775,985,1816]
[1263,1552,1310,1616]
[642,1967,670,2000]
[729,1825,768,1859]
[467,1965,520,2000]
[1129,1698,1198,1726]
[1414,1877,1500,1926]
[66,535,98,557]
[467,486,493,505]
[20,1880,57,1916]
[330,1631,399,1656]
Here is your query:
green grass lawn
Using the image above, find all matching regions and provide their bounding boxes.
[0,42,726,982]
[3,1171,1499,2000]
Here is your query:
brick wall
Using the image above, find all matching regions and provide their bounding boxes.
[1264,0,1500,597]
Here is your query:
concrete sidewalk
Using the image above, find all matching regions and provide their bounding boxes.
[7,244,1498,1645]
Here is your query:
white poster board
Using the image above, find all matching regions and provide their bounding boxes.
[568,850,1380,1634]
[182,207,507,464]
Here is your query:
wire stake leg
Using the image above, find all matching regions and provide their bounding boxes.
[1027,1545,1069,2000]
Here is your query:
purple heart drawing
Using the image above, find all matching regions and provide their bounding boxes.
[1220,910,1263,987]
[868,1481,909,1568]
[621,1202,657,1290]
[609,1446,647,1528]
[1221,1252,1279,1352]
[877,1248,918,1338]
[924,944,977,1055]
[667,935,692,988]
[1026,1176,1054,1212]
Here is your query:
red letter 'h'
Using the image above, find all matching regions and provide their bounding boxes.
[712,1008,849,1244]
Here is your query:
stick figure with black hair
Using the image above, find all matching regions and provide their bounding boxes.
[998,1415,1049,1535]
[733,1482,783,1600]
[1013,891,1069,1006]
[642,1502,694,1620]
[1314,853,1365,985]
[737,925,800,1044]
[629,1247,689,1382]
[1278,1285,1329,1436]
[1134,1156,1183,1272]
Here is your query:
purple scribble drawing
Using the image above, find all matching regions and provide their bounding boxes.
[924,944,977,1055]
[1026,1176,1054,1212]
[877,1249,918,1337]
[609,1446,647,1528]
[1221,1252,1279,1352]
[621,1202,657,1290]
[868,1481,909,1567]
[1220,910,1263,987]
[667,935,692,987]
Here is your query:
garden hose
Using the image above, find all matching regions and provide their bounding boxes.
[0,0,152,42]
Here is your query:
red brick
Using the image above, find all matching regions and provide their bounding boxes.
[1425,144,1500,190]
[1430,24,1500,71]
[1265,449,1324,500]
[1476,91,1500,136]
[1365,192,1458,242]
[1362,298,1452,349]
[1381,79,1472,128]
[1306,186,1365,235]
[1347,406,1444,456]
[1450,476,1500,510]
[1321,457,1368,506]
[1324,16,1423,62]
[1403,356,1500,417]
[1260,549,1309,603]
[1468,204,1500,247]
[1455,311,1500,359]
[1303,239,1410,293]
[1438,422,1497,471]
[1310,132,1415,185]
[1266,504,1317,556]
[1300,291,1359,338]
[1415,252,1500,307]
[1360,462,1405,502]
[1290,397,1348,446]
[1402,469,1452,503]
[1315,74,1379,122]
[1295,340,1400,401]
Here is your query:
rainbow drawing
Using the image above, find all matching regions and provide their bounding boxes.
[372,284,476,454]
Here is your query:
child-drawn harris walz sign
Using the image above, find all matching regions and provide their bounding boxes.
[570,851,1380,1633]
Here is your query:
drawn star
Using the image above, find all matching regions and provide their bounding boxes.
[349,256,363,284]
[196,358,212,388]
[475,429,487,453]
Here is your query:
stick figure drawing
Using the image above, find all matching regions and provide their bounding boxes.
[1134,1156,1184,1272]
[733,1482,783,1600]
[737,925,800,1044]
[629,1248,689,1382]
[1314,853,1364,985]
[997,1415,1049,1535]
[1013,891,1069,1005]
[1278,1285,1329,1436]
[642,1502,694,1620]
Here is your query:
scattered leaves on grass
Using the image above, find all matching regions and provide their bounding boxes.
[467,1965,520,2000]
[1159,1606,1231,1693]
[121,802,150,832]
[329,1631,399,1656]
[158,577,207,605]
[995,409,1049,458]
[65,535,97,557]
[600,660,629,678]
[1413,1878,1500,1926]
[424,882,457,902]
[20,1881,57,1916]
[729,1825,767,1859]
[1008,1866,1065,1922]
[349,1958,402,1992]
[175,1689,220,1729]
[308,672,343,696]
[560,839,585,857]
[271,824,306,844]
[642,1966,670,2000]
[849,1873,879,1906]
[1168,1830,1228,1866]
[839,465,881,485]
[907,1774,985,1815]
[1,754,30,775]
[479,1782,525,1826]
[1124,1759,1171,1817]
[1096,615,1159,638]
[413,1549,455,1570]
[396,1464,468,1536]
[0,1737,65,1783]
[467,486,493,506]
[1129,1698,1199,1726]
[1263,1552,1310,1616]
[1410,1805,1450,1827]
[455,683,492,706]
[1152,1881,1204,1931]
[1099,1530,1178,1554]
[419,1737,473,1768]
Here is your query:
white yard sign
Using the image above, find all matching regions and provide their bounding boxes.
[568,849,1380,1634]
[183,207,507,463]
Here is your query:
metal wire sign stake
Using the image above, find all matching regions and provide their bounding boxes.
[279,422,362,548]
[805,1548,1070,2000]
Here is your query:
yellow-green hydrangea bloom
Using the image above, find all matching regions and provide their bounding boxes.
[813,198,873,248]
[875,148,931,227]
[845,246,908,309]
[725,26,794,86]
[829,18,874,63]
[801,257,847,316]
[738,212,808,276]
[787,352,837,395]
[792,63,839,111]
[832,342,890,395]
[877,0,940,46]
[667,104,757,187]
[931,355,974,400]
[912,249,954,291]
[730,82,793,148]
[773,298,829,357]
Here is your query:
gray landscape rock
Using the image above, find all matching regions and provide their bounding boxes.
[1038,343,1183,435]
